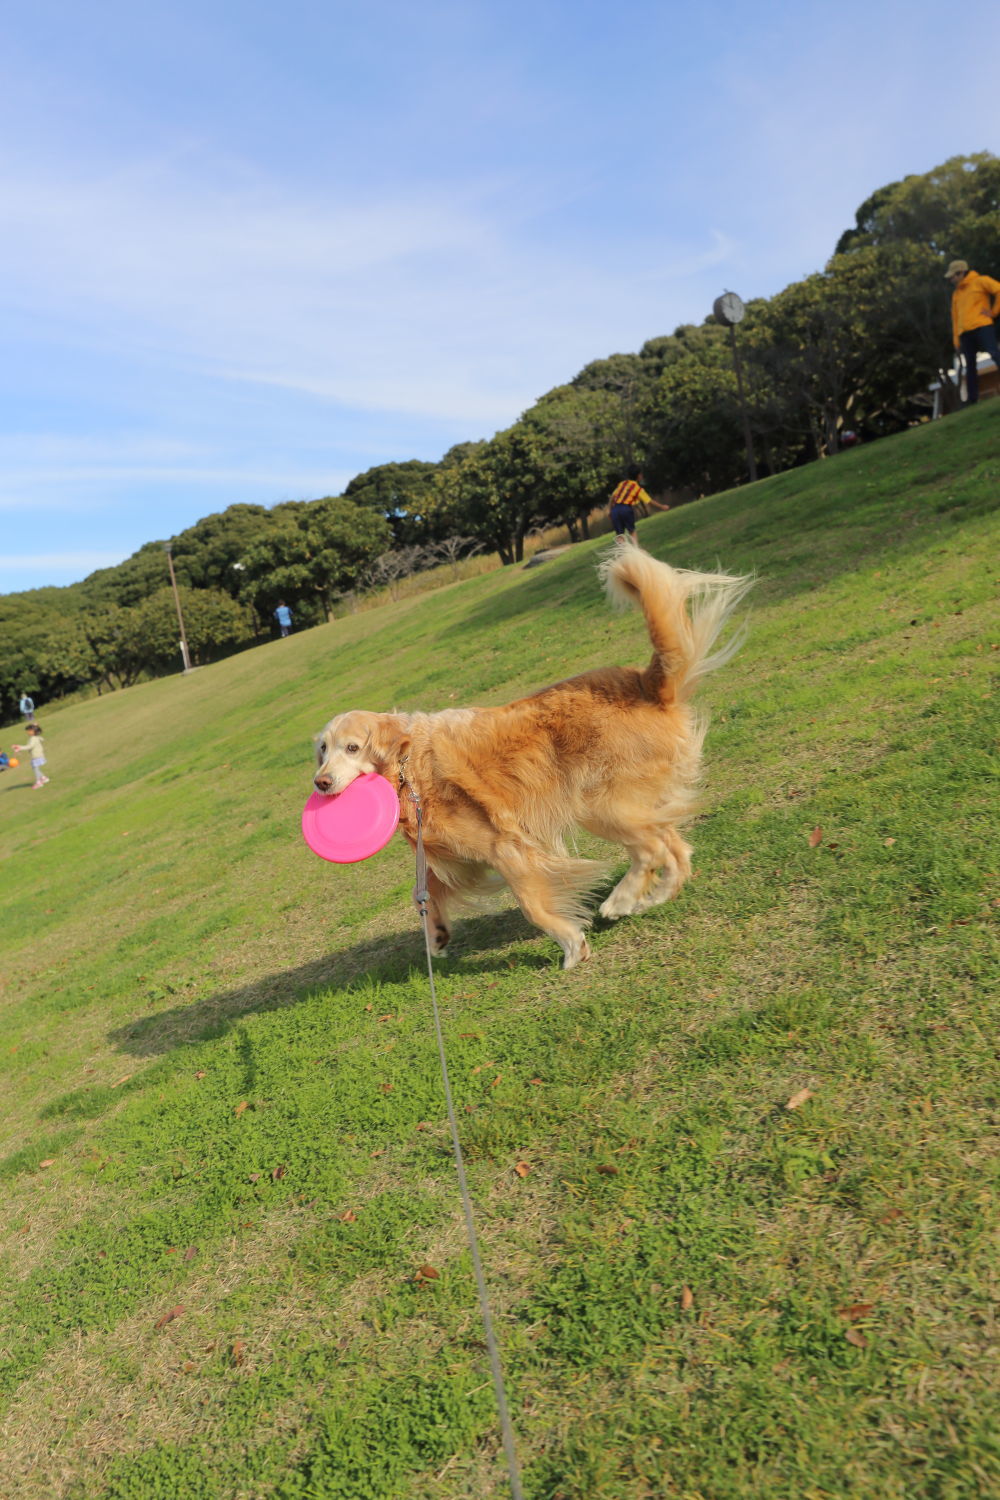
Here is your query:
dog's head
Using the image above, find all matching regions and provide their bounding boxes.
[313,710,408,795]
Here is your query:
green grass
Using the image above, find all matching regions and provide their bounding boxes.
[1,404,998,1499]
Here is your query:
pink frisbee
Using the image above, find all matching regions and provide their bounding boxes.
[301,773,401,864]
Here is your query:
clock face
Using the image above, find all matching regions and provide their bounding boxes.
[719,291,745,325]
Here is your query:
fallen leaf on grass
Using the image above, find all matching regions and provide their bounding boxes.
[380,1083,394,1094]
[596,1164,619,1177]
[680,1285,694,1310]
[416,1264,440,1281]
[513,1161,531,1178]
[339,1209,357,1223]
[528,1078,544,1086]
[183,1246,198,1263]
[271,1164,287,1180]
[181,1361,196,1374]
[231,1339,246,1366]
[155,1305,185,1330]
[38,1159,56,1169]
[884,837,896,847]
[785,1087,814,1111]
[838,1303,875,1320]
[234,1101,250,1118]
[110,1074,132,1088]
[808,826,823,847]
[844,1328,868,1348]
[194,1071,206,1080]
[490,1074,502,1089]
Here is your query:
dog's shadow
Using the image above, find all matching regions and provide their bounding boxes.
[107,899,613,1061]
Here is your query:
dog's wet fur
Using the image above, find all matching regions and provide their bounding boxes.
[314,548,753,969]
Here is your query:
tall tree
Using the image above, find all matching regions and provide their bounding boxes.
[835,152,1000,258]
[344,460,442,545]
[446,427,548,565]
[522,385,623,539]
[237,498,391,624]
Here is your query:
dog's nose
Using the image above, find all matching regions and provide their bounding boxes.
[314,775,333,793]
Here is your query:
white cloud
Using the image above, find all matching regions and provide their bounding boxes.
[0,144,731,429]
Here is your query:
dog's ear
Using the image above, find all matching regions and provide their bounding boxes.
[366,713,410,770]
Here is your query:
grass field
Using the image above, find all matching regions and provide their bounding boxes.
[1,404,998,1500]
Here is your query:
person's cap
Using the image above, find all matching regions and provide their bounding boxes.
[944,259,968,279]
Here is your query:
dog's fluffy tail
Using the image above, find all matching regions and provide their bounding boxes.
[599,547,753,702]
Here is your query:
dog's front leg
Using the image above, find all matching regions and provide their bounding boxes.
[494,849,592,970]
[413,867,453,955]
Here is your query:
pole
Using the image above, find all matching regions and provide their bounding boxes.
[164,546,193,673]
[729,325,758,483]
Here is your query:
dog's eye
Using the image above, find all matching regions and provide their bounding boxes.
[346,743,359,754]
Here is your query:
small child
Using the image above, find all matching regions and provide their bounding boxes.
[0,748,9,772]
[13,723,49,789]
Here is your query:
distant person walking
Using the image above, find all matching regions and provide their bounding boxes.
[945,259,1000,405]
[608,466,670,546]
[13,722,49,790]
[274,602,293,637]
[19,692,35,722]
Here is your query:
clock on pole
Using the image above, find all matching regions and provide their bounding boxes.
[712,291,745,326]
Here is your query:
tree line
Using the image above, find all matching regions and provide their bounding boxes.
[2,152,997,721]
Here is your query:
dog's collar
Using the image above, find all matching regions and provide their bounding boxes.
[397,753,419,805]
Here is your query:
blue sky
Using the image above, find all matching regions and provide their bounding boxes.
[2,0,997,594]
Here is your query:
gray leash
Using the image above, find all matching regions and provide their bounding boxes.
[407,781,525,1500]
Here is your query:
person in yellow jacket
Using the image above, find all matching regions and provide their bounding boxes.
[945,259,1000,405]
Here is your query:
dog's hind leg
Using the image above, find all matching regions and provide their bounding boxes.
[630,824,692,912]
[594,822,692,920]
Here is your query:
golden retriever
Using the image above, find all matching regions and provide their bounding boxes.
[313,548,752,969]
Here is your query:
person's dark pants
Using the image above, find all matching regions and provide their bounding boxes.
[959,324,1000,404]
[610,503,636,536]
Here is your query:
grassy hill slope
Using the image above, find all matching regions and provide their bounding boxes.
[1,405,997,1499]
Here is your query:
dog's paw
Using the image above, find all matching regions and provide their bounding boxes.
[561,936,591,970]
[599,891,635,920]
[430,924,451,955]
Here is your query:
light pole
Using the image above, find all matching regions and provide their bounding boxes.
[163,544,193,673]
[712,291,758,484]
